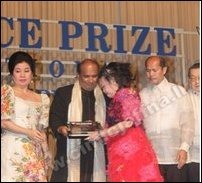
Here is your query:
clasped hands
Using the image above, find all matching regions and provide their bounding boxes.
[28,129,47,143]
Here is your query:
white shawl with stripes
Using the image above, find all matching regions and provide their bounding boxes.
[67,80,106,182]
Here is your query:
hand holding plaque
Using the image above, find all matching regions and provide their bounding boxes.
[67,120,102,138]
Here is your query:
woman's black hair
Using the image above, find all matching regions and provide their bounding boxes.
[99,62,133,88]
[8,51,35,75]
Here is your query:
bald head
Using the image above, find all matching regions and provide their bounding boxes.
[77,59,100,74]
[145,56,167,68]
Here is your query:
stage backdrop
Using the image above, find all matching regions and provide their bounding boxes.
[1,1,199,94]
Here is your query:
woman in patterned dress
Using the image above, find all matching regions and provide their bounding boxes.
[1,51,50,182]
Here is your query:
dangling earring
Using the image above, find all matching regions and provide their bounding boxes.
[8,75,14,86]
[30,79,34,84]
[28,79,34,90]
[11,78,14,86]
[29,79,34,89]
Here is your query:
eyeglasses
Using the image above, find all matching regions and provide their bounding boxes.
[189,76,200,82]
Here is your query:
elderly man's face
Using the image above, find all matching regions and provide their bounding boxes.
[78,62,99,91]
[189,68,200,93]
[145,57,167,85]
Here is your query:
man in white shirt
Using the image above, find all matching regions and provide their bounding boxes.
[187,62,200,182]
[140,56,195,182]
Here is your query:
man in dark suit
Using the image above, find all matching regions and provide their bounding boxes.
[49,59,107,182]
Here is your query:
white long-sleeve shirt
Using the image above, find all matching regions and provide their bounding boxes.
[140,78,195,164]
[188,90,200,163]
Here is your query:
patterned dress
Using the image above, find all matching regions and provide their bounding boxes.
[106,88,163,182]
[1,85,50,182]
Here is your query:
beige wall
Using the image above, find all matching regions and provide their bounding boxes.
[1,1,200,90]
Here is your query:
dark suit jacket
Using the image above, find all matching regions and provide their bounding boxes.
[49,84,110,182]
[49,84,73,182]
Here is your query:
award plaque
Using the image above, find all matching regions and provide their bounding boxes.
[67,120,102,138]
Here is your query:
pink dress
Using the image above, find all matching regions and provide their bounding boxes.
[106,88,163,182]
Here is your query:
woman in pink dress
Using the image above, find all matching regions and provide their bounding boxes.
[86,62,163,182]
